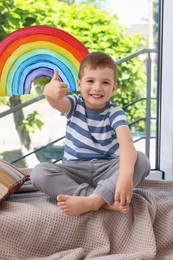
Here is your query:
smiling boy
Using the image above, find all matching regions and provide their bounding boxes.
[31,52,150,216]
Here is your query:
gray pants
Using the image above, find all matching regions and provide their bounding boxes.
[30,151,150,205]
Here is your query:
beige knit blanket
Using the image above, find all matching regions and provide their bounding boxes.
[1,174,173,259]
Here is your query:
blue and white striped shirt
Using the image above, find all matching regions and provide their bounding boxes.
[62,94,127,161]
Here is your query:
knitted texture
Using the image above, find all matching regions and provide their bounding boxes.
[0,171,173,259]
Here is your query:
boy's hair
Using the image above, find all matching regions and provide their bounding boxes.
[78,52,116,80]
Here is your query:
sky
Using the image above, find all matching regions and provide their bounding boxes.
[106,0,149,26]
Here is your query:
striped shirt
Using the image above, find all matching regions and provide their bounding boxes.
[62,94,127,161]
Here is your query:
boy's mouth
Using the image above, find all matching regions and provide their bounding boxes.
[90,94,104,98]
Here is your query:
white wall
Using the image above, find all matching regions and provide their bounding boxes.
[160,0,173,179]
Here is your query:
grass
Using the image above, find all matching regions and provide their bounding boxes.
[0,148,26,168]
[0,145,64,168]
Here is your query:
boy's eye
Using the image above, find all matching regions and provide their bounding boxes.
[103,81,110,85]
[87,80,94,83]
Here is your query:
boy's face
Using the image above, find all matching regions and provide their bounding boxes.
[77,66,117,110]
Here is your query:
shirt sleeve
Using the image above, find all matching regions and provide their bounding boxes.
[61,94,78,119]
[109,105,128,131]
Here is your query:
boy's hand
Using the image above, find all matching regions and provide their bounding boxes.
[114,175,133,206]
[44,69,68,100]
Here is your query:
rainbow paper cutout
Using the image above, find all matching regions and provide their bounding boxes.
[0,25,89,96]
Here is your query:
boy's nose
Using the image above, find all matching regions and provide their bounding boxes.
[93,83,101,91]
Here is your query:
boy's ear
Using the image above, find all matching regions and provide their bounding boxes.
[113,82,117,92]
[77,78,81,90]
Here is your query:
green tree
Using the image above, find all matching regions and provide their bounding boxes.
[59,0,105,6]
[0,0,147,165]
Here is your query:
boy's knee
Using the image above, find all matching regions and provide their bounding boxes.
[136,151,151,177]
[30,162,49,186]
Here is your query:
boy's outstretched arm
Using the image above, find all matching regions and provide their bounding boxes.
[115,126,137,207]
[44,69,71,113]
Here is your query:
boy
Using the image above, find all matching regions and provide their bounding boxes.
[31,52,150,216]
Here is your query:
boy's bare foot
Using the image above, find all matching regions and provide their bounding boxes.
[103,200,129,214]
[57,193,105,216]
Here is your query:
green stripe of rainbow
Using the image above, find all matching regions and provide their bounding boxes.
[0,25,89,96]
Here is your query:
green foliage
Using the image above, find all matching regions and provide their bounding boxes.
[21,111,44,133]
[59,0,105,6]
[0,0,147,131]
[32,76,51,95]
